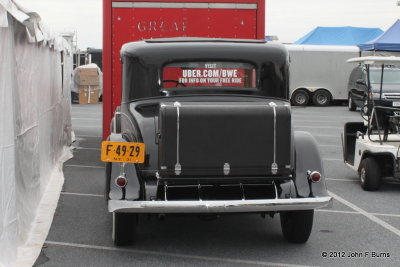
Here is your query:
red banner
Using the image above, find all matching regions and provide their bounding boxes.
[163,67,255,87]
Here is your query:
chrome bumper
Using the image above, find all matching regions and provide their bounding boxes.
[108,196,332,213]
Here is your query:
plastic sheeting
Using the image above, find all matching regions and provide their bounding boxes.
[359,20,400,51]
[70,63,103,95]
[294,26,383,46]
[0,1,73,266]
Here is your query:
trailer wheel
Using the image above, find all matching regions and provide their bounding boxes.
[112,212,138,246]
[292,90,309,106]
[348,95,356,111]
[312,90,331,106]
[280,209,314,243]
[360,157,382,191]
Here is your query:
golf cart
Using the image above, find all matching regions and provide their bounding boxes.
[343,56,400,191]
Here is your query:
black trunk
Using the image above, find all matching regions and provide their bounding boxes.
[158,101,292,178]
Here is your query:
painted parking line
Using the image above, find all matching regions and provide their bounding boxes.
[323,158,342,161]
[64,165,104,169]
[72,118,102,120]
[71,110,102,113]
[311,134,339,138]
[293,116,359,121]
[326,178,357,182]
[318,144,342,148]
[294,126,343,129]
[61,192,104,198]
[317,209,400,218]
[327,177,400,185]
[328,191,400,237]
[44,241,313,267]
[75,135,102,138]
[73,147,101,151]
[317,209,359,215]
[293,119,346,123]
[73,125,102,128]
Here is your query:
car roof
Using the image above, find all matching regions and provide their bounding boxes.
[120,38,287,64]
[144,37,266,44]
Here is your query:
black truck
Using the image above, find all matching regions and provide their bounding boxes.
[101,38,332,246]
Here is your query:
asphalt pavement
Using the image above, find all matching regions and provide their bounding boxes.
[34,103,400,267]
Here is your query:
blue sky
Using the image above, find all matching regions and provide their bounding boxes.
[15,0,400,49]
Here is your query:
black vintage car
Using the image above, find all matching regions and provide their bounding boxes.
[101,38,332,246]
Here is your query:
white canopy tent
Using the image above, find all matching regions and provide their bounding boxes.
[0,1,73,266]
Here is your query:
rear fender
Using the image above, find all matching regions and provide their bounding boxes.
[294,131,329,198]
[106,133,141,200]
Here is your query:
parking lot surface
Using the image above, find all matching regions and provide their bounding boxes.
[34,104,400,267]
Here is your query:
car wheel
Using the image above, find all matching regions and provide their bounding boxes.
[312,90,331,106]
[348,95,356,111]
[280,209,314,243]
[292,90,309,106]
[361,100,371,116]
[360,157,382,191]
[112,212,138,246]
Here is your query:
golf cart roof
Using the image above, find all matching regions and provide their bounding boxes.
[347,56,400,64]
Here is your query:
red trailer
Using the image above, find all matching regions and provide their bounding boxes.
[103,0,266,139]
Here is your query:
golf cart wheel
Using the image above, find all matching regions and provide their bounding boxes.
[361,100,372,117]
[292,90,309,106]
[312,90,331,106]
[360,157,382,191]
[348,95,356,111]
[280,209,314,243]
[112,212,138,246]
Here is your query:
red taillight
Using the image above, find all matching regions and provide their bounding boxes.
[310,171,321,183]
[115,176,127,187]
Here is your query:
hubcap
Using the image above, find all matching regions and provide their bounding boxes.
[360,168,366,184]
[296,94,306,105]
[317,94,327,105]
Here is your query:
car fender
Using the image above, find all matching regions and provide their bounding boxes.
[105,133,141,200]
[358,151,396,177]
[294,131,329,198]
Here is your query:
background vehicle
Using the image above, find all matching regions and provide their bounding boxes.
[343,56,400,191]
[347,64,400,111]
[102,0,266,139]
[101,39,332,246]
[286,45,359,106]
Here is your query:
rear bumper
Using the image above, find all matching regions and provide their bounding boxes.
[108,196,332,213]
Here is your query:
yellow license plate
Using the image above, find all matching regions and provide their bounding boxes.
[101,141,145,163]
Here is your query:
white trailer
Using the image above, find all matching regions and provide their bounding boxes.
[286,45,360,106]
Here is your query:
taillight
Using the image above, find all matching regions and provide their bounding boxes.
[115,175,127,187]
[309,171,321,183]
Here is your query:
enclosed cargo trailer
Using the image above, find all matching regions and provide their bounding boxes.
[286,44,359,106]
[103,0,265,139]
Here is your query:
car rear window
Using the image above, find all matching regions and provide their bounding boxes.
[162,62,256,88]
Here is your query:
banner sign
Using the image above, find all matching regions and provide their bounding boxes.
[162,62,256,88]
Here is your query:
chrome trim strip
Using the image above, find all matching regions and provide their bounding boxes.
[269,102,278,175]
[109,196,333,213]
[174,101,181,175]
[112,2,257,9]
